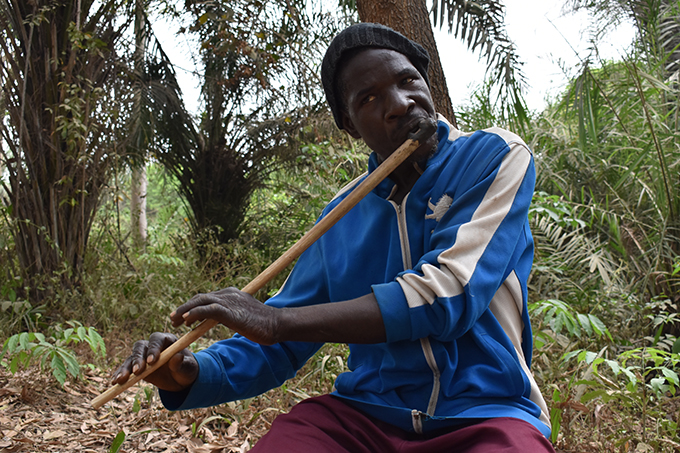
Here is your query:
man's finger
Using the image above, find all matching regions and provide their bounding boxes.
[146,332,178,364]
[172,293,222,322]
[130,340,149,375]
[111,357,134,384]
[181,303,224,327]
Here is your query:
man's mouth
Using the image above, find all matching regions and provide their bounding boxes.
[397,115,434,144]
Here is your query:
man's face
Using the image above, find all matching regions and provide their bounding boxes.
[338,48,437,163]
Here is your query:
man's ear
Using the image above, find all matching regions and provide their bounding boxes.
[341,111,361,139]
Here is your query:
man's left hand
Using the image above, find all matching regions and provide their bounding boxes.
[172,288,281,345]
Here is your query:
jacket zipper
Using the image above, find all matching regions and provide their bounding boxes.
[393,198,412,270]
[391,195,441,434]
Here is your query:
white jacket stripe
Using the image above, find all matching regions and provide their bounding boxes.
[397,140,532,308]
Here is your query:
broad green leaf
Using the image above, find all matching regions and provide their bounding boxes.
[580,389,608,403]
[577,313,593,336]
[604,359,621,376]
[549,407,562,444]
[109,430,126,453]
[650,376,668,396]
[18,332,30,351]
[57,349,80,378]
[581,351,598,364]
[662,367,679,386]
[88,328,106,357]
[4,335,19,355]
[132,396,141,413]
[553,312,565,335]
[63,328,75,343]
[673,337,680,354]
[562,350,581,362]
[588,314,610,339]
[51,354,67,386]
[9,353,21,373]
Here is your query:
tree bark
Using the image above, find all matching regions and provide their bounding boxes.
[131,0,148,248]
[356,0,457,127]
[131,166,148,247]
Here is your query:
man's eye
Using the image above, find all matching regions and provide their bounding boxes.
[361,95,375,104]
[402,77,415,85]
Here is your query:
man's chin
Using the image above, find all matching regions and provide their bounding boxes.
[407,141,438,167]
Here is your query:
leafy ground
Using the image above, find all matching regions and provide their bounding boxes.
[0,336,341,453]
[0,363,274,452]
[0,331,678,453]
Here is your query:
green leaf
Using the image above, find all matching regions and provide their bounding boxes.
[33,344,50,363]
[581,389,609,403]
[132,396,141,413]
[578,350,598,364]
[109,430,126,453]
[588,314,610,339]
[57,349,80,378]
[9,353,22,373]
[3,335,19,356]
[549,406,562,444]
[577,313,593,336]
[51,354,67,386]
[662,367,679,386]
[18,332,30,351]
[62,328,75,343]
[87,328,106,357]
[194,415,225,435]
[552,387,566,403]
[143,386,154,403]
[650,376,668,395]
[604,359,621,376]
[672,337,680,354]
[553,312,565,335]
[562,350,582,362]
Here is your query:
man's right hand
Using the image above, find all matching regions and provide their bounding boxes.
[110,332,199,392]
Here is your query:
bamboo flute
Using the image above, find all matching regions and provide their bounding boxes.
[91,118,437,410]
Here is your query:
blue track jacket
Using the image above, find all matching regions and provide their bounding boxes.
[160,116,552,439]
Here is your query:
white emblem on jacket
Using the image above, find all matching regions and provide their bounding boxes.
[425,194,453,222]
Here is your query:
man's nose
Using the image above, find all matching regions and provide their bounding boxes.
[385,88,415,120]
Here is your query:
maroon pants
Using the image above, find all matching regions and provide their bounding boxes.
[252,395,555,452]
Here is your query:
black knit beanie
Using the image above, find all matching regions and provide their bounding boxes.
[321,22,430,129]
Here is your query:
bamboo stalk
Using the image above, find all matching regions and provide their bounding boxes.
[91,118,437,410]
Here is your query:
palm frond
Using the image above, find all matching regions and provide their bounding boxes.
[431,0,529,126]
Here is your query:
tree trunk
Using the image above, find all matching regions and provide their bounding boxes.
[356,0,457,127]
[131,166,148,247]
[131,0,148,248]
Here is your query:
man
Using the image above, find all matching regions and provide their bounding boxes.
[112,23,555,452]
